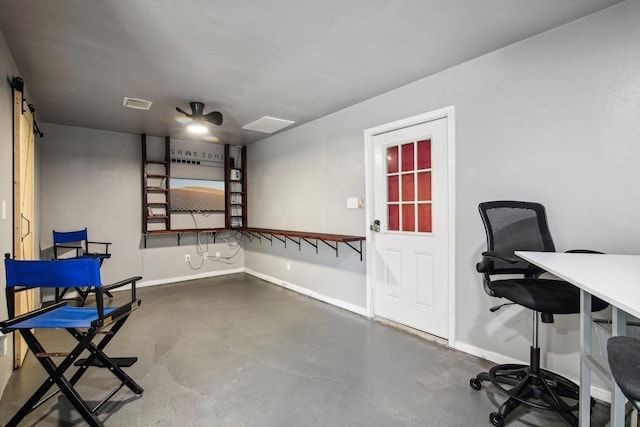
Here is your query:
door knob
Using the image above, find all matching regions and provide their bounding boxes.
[370,220,381,232]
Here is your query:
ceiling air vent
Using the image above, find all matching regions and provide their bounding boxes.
[122,97,153,110]
[242,116,295,134]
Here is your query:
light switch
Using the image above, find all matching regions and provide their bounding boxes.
[347,197,363,209]
[1,200,5,220]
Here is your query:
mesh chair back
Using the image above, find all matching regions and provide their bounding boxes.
[5,258,102,289]
[479,201,555,275]
[53,228,88,245]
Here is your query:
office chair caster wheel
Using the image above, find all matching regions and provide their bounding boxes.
[489,412,504,427]
[469,377,482,390]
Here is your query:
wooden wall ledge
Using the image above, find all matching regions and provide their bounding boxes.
[241,227,365,260]
[143,228,227,247]
[143,227,365,260]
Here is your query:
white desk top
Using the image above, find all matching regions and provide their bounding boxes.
[515,252,640,319]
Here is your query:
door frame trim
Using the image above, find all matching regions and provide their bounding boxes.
[363,106,456,347]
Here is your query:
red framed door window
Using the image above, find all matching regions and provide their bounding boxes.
[386,139,432,232]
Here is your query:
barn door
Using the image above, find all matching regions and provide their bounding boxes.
[12,78,37,368]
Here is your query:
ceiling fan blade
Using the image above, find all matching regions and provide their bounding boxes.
[176,106,190,116]
[204,111,223,126]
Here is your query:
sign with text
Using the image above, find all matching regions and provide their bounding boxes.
[170,139,225,181]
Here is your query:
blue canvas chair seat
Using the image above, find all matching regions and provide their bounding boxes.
[0,257,143,427]
[52,228,113,305]
[8,305,118,329]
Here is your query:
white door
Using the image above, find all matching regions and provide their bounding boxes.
[366,112,451,339]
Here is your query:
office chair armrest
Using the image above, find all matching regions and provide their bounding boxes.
[0,302,66,332]
[483,251,521,263]
[477,250,520,272]
[87,241,111,255]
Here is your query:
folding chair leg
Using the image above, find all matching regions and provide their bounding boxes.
[67,317,144,395]
[55,287,69,303]
[8,329,104,427]
[77,287,89,306]
[10,320,142,427]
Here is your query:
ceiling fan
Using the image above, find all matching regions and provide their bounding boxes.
[176,102,223,133]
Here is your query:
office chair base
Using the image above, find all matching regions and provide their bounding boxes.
[470,363,586,426]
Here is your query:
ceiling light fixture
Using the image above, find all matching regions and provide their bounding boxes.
[187,121,208,134]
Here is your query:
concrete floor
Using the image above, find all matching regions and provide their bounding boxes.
[0,273,613,426]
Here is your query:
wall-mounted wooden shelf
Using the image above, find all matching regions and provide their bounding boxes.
[225,144,247,228]
[142,135,171,233]
[241,227,365,261]
[143,228,231,247]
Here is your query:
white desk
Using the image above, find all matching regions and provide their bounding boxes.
[515,251,640,427]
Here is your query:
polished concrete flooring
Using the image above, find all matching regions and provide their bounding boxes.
[0,273,613,426]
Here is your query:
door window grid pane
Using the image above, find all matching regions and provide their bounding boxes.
[417,171,432,201]
[388,204,399,231]
[401,173,414,201]
[388,175,399,202]
[418,203,433,232]
[417,139,431,169]
[387,146,399,174]
[402,204,415,232]
[401,143,414,172]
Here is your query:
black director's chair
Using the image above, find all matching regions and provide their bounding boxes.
[0,257,143,427]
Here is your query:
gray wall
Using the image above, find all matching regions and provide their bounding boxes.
[38,124,244,287]
[246,0,640,389]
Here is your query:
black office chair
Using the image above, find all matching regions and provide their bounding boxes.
[469,201,608,426]
[607,336,640,411]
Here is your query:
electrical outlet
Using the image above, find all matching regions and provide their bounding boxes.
[286,262,291,271]
[203,252,208,259]
[185,254,191,262]
[215,252,221,258]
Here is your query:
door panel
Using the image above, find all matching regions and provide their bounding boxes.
[415,253,433,307]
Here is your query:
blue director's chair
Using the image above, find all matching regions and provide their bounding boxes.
[0,257,143,427]
[52,228,113,305]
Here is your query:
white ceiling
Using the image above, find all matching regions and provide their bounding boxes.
[0,0,622,145]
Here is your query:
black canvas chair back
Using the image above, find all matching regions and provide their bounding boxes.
[52,227,113,305]
[470,201,608,427]
[607,336,640,411]
[479,200,553,275]
[1,257,143,427]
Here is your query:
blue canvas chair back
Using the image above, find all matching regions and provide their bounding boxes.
[5,258,101,289]
[53,228,88,245]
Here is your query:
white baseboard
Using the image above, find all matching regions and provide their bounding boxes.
[454,341,612,403]
[137,268,244,289]
[244,268,368,317]
[45,269,244,298]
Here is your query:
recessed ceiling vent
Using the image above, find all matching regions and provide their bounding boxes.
[242,116,295,134]
[122,97,153,110]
